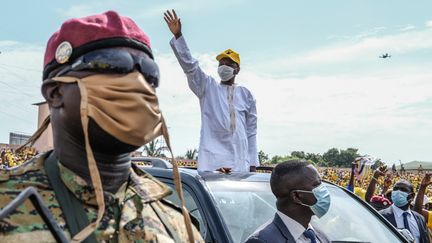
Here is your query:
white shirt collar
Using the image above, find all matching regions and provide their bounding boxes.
[391,204,412,218]
[277,211,313,241]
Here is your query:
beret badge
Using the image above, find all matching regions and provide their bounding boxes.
[55,41,73,64]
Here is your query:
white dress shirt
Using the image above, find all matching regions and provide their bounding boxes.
[391,204,421,243]
[277,211,321,243]
[170,36,258,172]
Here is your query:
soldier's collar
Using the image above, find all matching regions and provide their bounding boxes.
[126,164,172,203]
[58,161,172,205]
[59,162,127,206]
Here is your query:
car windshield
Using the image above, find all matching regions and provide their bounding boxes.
[206,180,403,243]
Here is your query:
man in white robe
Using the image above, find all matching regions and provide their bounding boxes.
[164,10,258,172]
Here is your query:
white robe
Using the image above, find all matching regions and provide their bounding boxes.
[170,36,258,172]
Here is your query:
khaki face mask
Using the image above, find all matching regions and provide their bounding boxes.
[20,71,194,243]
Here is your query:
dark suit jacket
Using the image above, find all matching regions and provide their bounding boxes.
[379,206,429,243]
[245,213,330,243]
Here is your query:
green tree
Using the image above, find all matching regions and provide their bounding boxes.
[258,150,269,164]
[291,151,306,159]
[270,155,294,164]
[270,155,283,164]
[339,148,359,167]
[322,147,360,168]
[322,148,340,167]
[305,153,325,166]
[143,138,168,157]
[185,149,198,160]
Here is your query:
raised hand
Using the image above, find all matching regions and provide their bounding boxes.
[164,9,182,39]
[383,174,393,188]
[373,165,387,178]
[421,173,432,187]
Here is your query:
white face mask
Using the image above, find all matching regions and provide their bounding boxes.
[218,65,235,81]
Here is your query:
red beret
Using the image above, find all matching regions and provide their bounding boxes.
[43,10,152,79]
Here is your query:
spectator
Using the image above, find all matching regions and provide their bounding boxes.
[413,174,432,237]
[419,165,425,174]
[346,161,356,192]
[365,166,393,208]
[379,180,429,243]
[392,163,397,173]
[245,160,330,243]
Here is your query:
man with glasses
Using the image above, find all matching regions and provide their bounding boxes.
[380,180,429,243]
[0,11,202,243]
[246,160,331,243]
[164,10,258,173]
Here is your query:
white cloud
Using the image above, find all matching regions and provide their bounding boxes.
[0,41,20,47]
[399,25,416,32]
[427,20,432,28]
[136,0,247,19]
[262,27,432,72]
[353,26,386,40]
[1,37,431,163]
[57,0,248,20]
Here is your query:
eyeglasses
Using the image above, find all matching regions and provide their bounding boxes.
[55,47,160,87]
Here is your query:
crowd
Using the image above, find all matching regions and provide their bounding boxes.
[319,163,432,242]
[0,147,38,169]
[320,167,432,198]
[2,146,430,202]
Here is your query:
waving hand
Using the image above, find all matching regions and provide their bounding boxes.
[164,10,182,39]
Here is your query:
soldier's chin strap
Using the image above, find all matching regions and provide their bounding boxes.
[70,81,105,243]
[161,119,195,243]
[16,116,50,153]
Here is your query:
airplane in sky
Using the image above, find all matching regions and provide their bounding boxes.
[379,53,391,58]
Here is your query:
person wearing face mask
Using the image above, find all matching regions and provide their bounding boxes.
[379,180,429,243]
[0,11,202,243]
[245,160,331,243]
[413,174,432,238]
[164,10,258,173]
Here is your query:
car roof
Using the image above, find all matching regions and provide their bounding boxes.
[142,167,339,187]
[143,166,269,181]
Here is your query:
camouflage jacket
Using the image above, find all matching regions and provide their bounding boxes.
[0,152,203,243]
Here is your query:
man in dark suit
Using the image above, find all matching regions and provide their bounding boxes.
[245,160,331,243]
[379,180,429,243]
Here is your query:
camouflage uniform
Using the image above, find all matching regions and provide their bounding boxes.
[0,152,203,243]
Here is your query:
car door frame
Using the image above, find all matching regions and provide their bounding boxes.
[151,169,233,243]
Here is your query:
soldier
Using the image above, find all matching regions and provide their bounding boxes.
[0,11,202,243]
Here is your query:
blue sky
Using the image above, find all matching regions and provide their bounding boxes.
[1,0,431,164]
